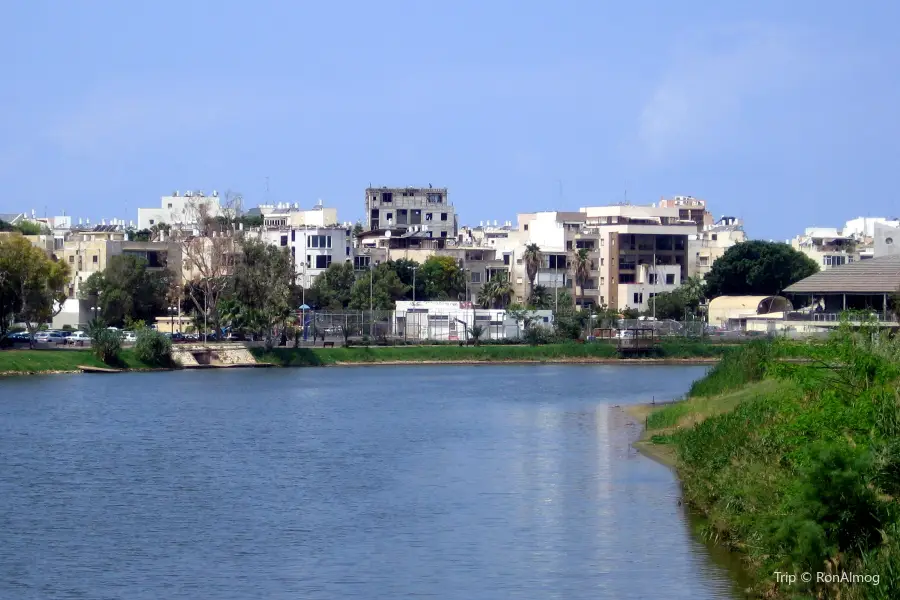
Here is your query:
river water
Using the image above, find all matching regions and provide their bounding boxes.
[0,365,744,599]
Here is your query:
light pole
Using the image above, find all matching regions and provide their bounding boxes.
[369,261,374,337]
[412,266,418,304]
[168,305,177,334]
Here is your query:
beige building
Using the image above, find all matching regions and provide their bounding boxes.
[688,217,746,277]
[509,204,699,312]
[260,201,339,229]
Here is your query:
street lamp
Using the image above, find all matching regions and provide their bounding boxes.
[412,266,418,304]
[168,305,177,334]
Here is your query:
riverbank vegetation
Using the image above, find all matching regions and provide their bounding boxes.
[642,328,900,599]
[0,349,161,374]
[253,340,730,366]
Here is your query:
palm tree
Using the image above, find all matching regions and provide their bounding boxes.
[468,324,485,346]
[523,243,542,304]
[528,284,551,309]
[150,222,171,242]
[476,273,514,309]
[571,248,591,310]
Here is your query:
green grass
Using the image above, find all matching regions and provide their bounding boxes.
[643,338,900,599]
[0,349,161,373]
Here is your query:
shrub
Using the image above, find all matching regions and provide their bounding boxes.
[93,329,122,366]
[134,329,172,366]
[524,326,553,346]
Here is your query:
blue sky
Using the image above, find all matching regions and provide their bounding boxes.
[2,0,898,240]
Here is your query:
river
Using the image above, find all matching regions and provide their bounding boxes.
[0,365,744,599]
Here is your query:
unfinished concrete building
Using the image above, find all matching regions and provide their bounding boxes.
[364,186,457,239]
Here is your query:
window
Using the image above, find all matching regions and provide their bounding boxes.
[524,224,529,231]
[600,258,605,266]
[470,271,482,283]
[425,213,433,221]
[548,254,566,269]
[887,237,895,245]
[427,193,442,203]
[68,255,74,264]
[566,240,573,250]
[633,292,643,304]
[386,212,393,222]
[440,213,448,221]
[353,256,370,270]
[280,235,288,247]
[600,238,605,246]
[291,230,295,242]
[665,273,675,285]
[824,255,847,267]
[649,273,658,285]
[381,192,393,203]
[600,296,605,304]
[315,255,332,269]
[346,246,350,256]
[600,277,605,285]
[167,203,173,209]
[699,256,709,266]
[307,235,332,248]
[711,234,718,241]
[92,255,98,264]
[503,254,510,265]
[440,231,447,238]
[575,240,595,250]
[149,219,155,225]
[291,247,295,259]
[306,255,311,268]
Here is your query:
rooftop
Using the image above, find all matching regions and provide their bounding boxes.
[784,254,900,294]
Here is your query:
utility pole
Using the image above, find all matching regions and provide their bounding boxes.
[412,266,418,304]
[369,262,374,337]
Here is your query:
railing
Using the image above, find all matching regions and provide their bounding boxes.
[784,311,899,323]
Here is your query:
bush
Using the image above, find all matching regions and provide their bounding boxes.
[134,329,172,367]
[524,326,554,346]
[93,329,122,366]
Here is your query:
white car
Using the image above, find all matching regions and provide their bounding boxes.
[67,332,92,345]
[123,331,137,343]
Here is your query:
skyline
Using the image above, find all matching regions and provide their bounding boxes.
[2,1,898,241]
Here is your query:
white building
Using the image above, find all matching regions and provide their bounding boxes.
[137,190,225,230]
[260,201,338,229]
[392,300,554,341]
[261,224,353,288]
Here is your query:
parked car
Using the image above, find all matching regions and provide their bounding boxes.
[67,332,92,345]
[123,331,137,343]
[35,331,66,344]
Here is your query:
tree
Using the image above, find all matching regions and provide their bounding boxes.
[523,243,542,302]
[0,236,69,346]
[704,241,818,298]
[468,324,486,346]
[593,304,619,329]
[80,255,170,327]
[149,222,171,242]
[310,262,356,309]
[505,303,533,339]
[528,284,552,309]
[477,273,513,309]
[129,228,152,242]
[352,222,365,237]
[570,248,591,310]
[420,256,465,300]
[349,264,409,310]
[14,221,46,235]
[231,238,295,349]
[174,192,243,339]
[388,259,424,301]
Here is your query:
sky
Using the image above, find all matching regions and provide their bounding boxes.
[1,0,898,241]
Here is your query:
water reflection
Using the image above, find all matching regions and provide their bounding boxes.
[0,365,742,599]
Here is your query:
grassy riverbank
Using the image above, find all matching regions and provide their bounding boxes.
[0,349,159,374]
[637,337,900,599]
[251,340,729,367]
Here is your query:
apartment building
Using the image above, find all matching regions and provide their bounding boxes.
[789,217,900,269]
[657,195,713,229]
[137,190,225,230]
[688,216,746,277]
[364,186,457,239]
[54,227,179,328]
[262,224,353,288]
[509,203,699,312]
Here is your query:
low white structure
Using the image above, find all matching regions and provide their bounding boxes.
[137,190,225,230]
[392,300,553,341]
[618,264,683,313]
[707,295,793,329]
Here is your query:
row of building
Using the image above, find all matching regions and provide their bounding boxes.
[4,185,900,330]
